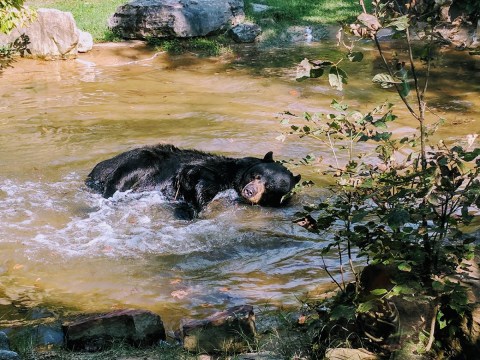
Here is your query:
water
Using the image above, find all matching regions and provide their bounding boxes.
[0,41,479,329]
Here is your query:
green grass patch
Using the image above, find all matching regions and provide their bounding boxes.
[26,0,366,43]
[147,36,232,57]
[244,0,363,25]
[26,0,125,41]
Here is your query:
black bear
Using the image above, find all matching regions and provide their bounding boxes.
[85,144,301,218]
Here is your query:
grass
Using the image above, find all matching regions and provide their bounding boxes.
[26,0,363,43]
[146,36,233,57]
[245,0,363,25]
[26,0,125,41]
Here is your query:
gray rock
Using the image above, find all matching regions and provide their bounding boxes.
[36,324,64,346]
[0,8,93,59]
[77,30,94,53]
[0,350,20,360]
[251,3,271,13]
[181,305,256,353]
[0,332,9,350]
[229,23,262,43]
[108,0,245,39]
[63,309,166,351]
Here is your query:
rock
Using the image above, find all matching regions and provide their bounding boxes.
[77,30,94,53]
[433,21,479,49]
[180,305,256,353]
[228,23,262,43]
[109,0,245,39]
[36,324,64,346]
[0,332,9,350]
[251,3,271,13]
[0,8,93,59]
[325,348,380,360]
[0,350,20,360]
[63,309,166,351]
[0,334,18,360]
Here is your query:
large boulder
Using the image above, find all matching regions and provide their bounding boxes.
[0,8,93,59]
[63,309,166,351]
[109,0,245,39]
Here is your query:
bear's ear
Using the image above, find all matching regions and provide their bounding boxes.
[263,151,274,162]
[294,174,301,184]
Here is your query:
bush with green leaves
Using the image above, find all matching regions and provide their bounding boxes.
[0,0,34,71]
[0,0,33,34]
[285,0,479,357]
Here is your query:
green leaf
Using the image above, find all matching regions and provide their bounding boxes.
[296,58,322,81]
[331,99,348,111]
[399,80,410,97]
[460,148,480,161]
[351,209,368,223]
[372,73,402,89]
[347,51,364,62]
[330,304,356,320]
[386,208,410,229]
[329,66,348,91]
[397,262,412,272]
[370,288,388,296]
[432,281,444,292]
[357,300,375,313]
[437,309,447,329]
[386,15,410,31]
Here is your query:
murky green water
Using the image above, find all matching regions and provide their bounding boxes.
[0,40,479,329]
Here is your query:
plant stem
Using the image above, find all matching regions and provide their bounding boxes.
[321,255,344,292]
[425,304,439,352]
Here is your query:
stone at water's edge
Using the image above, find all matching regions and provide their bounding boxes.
[77,30,94,53]
[0,332,19,360]
[63,309,166,351]
[0,8,93,59]
[228,23,262,43]
[108,0,245,39]
[180,305,256,353]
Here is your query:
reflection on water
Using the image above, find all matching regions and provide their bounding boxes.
[0,41,478,328]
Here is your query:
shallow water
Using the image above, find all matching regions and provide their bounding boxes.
[0,40,479,328]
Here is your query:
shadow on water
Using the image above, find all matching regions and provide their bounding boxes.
[0,38,478,330]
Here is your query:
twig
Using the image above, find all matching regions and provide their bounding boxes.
[321,255,344,292]
[425,304,439,352]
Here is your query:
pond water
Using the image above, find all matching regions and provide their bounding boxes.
[0,40,479,329]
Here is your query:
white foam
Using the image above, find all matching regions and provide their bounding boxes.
[0,175,251,260]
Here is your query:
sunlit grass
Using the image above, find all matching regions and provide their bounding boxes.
[25,0,367,44]
[26,0,125,41]
[245,0,363,24]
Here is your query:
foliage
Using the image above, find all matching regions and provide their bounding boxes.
[0,33,30,72]
[0,0,33,72]
[0,0,35,34]
[146,36,232,57]
[286,0,479,357]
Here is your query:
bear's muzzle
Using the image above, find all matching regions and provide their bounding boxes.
[241,179,265,204]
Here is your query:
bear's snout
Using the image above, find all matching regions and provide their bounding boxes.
[241,180,265,204]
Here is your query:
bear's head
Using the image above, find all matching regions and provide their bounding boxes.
[240,152,301,206]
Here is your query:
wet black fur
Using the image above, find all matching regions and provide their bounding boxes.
[85,144,300,218]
